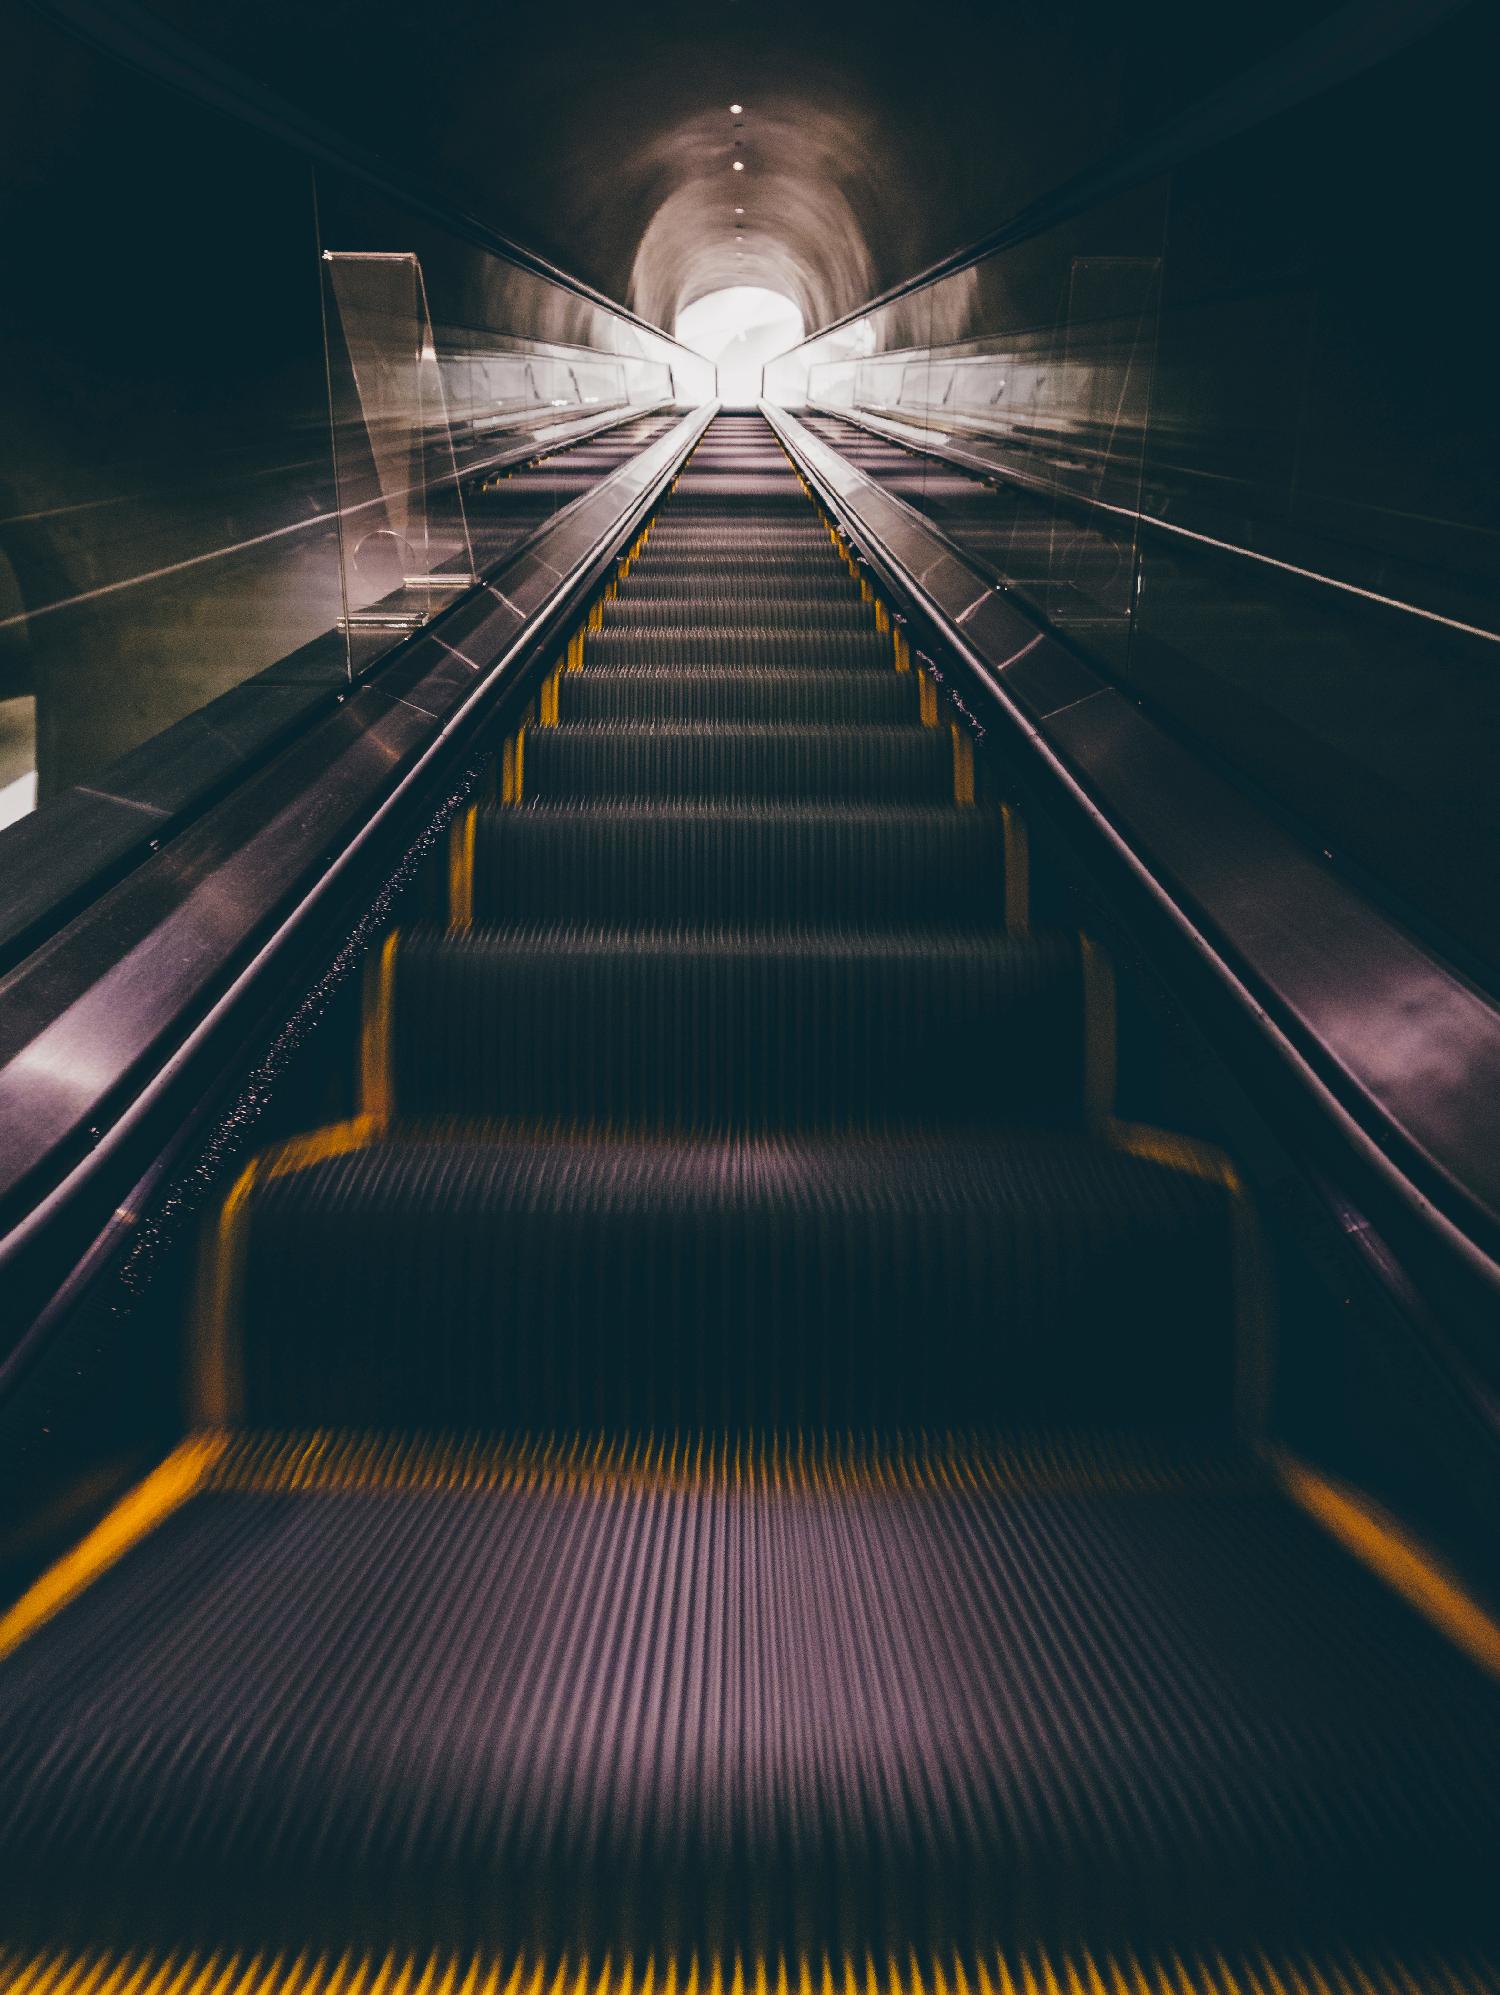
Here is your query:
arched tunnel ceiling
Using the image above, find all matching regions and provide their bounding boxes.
[132,0,1346,335]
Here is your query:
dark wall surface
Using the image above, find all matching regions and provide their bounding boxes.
[98,0,1350,330]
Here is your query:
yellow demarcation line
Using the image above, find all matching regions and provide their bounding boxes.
[892,628,911,673]
[448,805,478,926]
[193,915,397,1418]
[1000,805,1030,936]
[1104,1120,1242,1191]
[193,1151,260,1425]
[1077,935,1117,1124]
[917,673,939,727]
[1102,1119,1274,1434]
[501,728,526,803]
[359,929,401,1124]
[0,1434,227,1661]
[194,1116,387,1424]
[950,726,974,806]
[0,1942,1486,1995]
[1277,1456,1500,1681]
[198,1426,1232,1504]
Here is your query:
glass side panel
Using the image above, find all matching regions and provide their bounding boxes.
[770,181,1168,682]
[0,11,710,855]
[768,3,1500,984]
[323,251,477,664]
[0,7,345,819]
[314,166,711,631]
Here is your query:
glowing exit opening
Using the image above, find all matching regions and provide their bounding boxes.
[675,288,804,408]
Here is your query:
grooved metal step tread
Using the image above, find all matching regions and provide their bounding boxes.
[522,723,960,800]
[385,922,1094,1130]
[555,668,920,723]
[1,1423,1493,1960]
[470,800,1007,926]
[224,1127,1238,1429]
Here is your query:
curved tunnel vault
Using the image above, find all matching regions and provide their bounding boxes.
[112,0,1353,341]
[628,100,880,334]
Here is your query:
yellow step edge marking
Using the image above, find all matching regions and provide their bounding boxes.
[1104,1120,1240,1192]
[194,1116,385,1424]
[501,728,526,803]
[1001,804,1030,936]
[917,672,938,728]
[539,667,562,727]
[193,1152,260,1424]
[1277,1455,1500,1681]
[1077,935,1116,1124]
[567,629,585,671]
[200,1426,1237,1503]
[950,725,974,806]
[0,1434,227,1661]
[1101,1119,1273,1434]
[360,929,401,1126]
[448,806,478,927]
[893,628,911,673]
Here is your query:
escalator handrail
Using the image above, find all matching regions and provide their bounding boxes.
[764,396,1500,1332]
[0,399,719,1383]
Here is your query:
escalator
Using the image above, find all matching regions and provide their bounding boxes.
[465,410,684,565]
[1,411,1498,1992]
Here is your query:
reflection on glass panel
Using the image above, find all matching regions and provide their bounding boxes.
[0,8,348,811]
[771,185,1166,679]
[766,10,1500,980]
[324,251,477,659]
[0,9,711,846]
[314,166,708,600]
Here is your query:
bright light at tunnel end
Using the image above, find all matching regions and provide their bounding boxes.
[675,287,805,409]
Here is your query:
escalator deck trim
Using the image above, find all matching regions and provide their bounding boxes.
[1,1941,1494,1995]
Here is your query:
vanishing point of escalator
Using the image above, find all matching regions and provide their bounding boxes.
[0,413,1497,1992]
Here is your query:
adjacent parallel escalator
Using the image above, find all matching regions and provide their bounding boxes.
[0,413,1497,1994]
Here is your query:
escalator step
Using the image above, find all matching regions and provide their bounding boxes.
[555,668,920,724]
[583,628,894,668]
[628,554,849,580]
[231,1131,1236,1427]
[469,802,1007,926]
[618,577,861,606]
[387,924,1086,1128]
[523,724,954,799]
[7,1428,1494,1963]
[599,599,876,633]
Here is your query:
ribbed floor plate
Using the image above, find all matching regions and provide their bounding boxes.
[3,1942,1494,1995]
[0,1433,1496,1961]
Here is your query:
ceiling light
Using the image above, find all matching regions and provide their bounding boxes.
[732,160,744,172]
[730,103,743,114]
[734,206,744,215]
